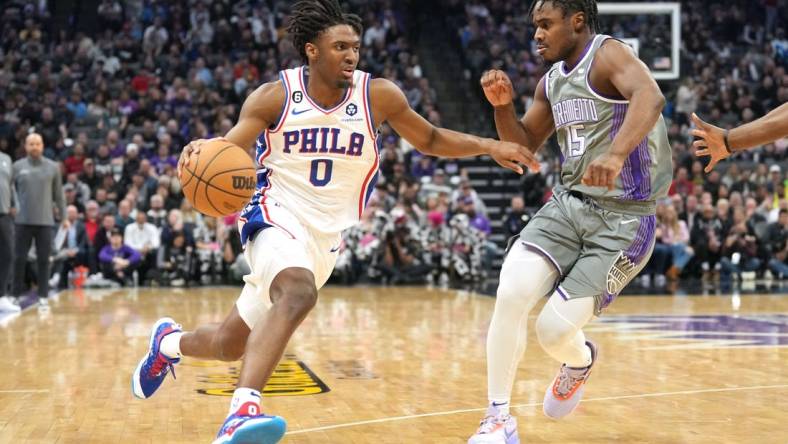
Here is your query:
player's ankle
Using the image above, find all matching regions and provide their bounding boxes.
[229,387,262,416]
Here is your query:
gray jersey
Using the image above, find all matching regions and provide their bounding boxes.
[544,34,672,216]
[13,156,65,226]
[0,152,11,214]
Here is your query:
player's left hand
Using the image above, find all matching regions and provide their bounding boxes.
[582,152,625,190]
[691,113,730,173]
[488,140,540,175]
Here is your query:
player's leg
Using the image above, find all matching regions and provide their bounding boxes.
[177,305,250,361]
[538,212,654,419]
[469,243,559,444]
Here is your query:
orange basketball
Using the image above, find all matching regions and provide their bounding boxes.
[180,139,256,217]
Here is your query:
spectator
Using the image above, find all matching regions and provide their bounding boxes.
[116,199,134,231]
[502,196,529,239]
[99,229,140,286]
[765,209,788,279]
[93,213,117,273]
[158,232,192,287]
[51,205,88,289]
[123,211,160,284]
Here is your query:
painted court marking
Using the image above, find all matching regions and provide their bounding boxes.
[286,383,788,435]
[0,389,50,394]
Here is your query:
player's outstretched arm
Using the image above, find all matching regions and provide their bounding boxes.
[480,70,555,153]
[582,39,666,190]
[177,81,285,177]
[371,78,539,175]
[692,103,788,173]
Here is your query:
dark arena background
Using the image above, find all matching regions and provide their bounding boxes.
[0,1,786,443]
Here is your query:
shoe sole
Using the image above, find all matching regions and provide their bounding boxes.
[131,317,177,399]
[212,416,287,444]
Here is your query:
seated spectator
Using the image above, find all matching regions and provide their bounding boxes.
[50,205,88,289]
[157,232,192,287]
[147,194,168,227]
[765,209,788,279]
[502,196,529,240]
[93,213,117,273]
[661,204,694,280]
[124,211,161,284]
[115,199,134,231]
[99,229,140,286]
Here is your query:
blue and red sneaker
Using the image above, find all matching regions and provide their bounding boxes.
[131,317,182,399]
[212,402,287,444]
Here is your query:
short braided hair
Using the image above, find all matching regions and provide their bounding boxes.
[287,0,363,62]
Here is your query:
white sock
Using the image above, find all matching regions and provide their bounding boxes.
[229,387,262,415]
[490,400,510,416]
[160,332,183,359]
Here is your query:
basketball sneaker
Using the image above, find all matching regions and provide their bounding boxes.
[543,340,598,419]
[131,317,182,399]
[212,402,287,444]
[468,404,519,444]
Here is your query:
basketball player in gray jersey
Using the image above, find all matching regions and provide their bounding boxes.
[469,1,672,442]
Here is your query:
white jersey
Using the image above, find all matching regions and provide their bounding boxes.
[239,66,379,243]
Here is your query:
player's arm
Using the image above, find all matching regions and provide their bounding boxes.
[178,81,285,176]
[692,103,788,173]
[371,78,539,174]
[583,40,666,189]
[480,70,555,153]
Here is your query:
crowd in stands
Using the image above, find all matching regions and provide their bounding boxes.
[0,0,494,291]
[1,0,786,292]
[445,0,788,286]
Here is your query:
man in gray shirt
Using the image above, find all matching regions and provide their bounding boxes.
[12,133,68,304]
[0,149,16,311]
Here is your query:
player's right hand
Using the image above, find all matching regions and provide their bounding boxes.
[179,137,229,178]
[487,140,540,175]
[178,139,206,179]
[480,70,515,107]
[691,113,731,173]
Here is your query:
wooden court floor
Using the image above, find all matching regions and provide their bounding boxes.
[1,286,786,443]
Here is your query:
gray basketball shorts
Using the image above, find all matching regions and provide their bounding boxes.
[518,189,656,314]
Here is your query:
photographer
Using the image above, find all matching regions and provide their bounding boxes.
[765,209,788,279]
[377,208,430,285]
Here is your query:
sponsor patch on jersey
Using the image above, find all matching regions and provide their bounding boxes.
[346,103,358,116]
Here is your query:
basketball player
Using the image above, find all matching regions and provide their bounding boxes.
[692,103,788,173]
[467,1,672,442]
[131,1,538,443]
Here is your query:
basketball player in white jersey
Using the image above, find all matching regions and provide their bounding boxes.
[131,1,538,443]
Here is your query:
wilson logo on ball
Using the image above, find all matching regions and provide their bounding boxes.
[232,176,256,190]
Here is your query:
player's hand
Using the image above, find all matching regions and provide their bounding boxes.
[487,140,540,175]
[178,138,228,178]
[691,113,730,173]
[61,219,71,230]
[480,70,515,107]
[582,152,626,190]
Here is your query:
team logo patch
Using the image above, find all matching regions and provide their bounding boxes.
[607,251,638,295]
[190,355,330,396]
[587,314,788,349]
[346,103,358,116]
[292,91,303,103]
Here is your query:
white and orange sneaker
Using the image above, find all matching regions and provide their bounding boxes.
[468,404,519,444]
[543,340,598,419]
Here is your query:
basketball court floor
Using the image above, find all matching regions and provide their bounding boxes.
[1,286,786,443]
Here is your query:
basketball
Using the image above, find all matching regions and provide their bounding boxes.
[180,139,256,217]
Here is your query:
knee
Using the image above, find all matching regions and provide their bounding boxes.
[215,330,245,361]
[271,273,318,321]
[535,306,576,351]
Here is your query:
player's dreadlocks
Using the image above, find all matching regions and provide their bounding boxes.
[287,0,363,62]
[528,0,600,33]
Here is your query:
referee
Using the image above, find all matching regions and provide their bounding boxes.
[0,148,16,311]
[12,133,68,305]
